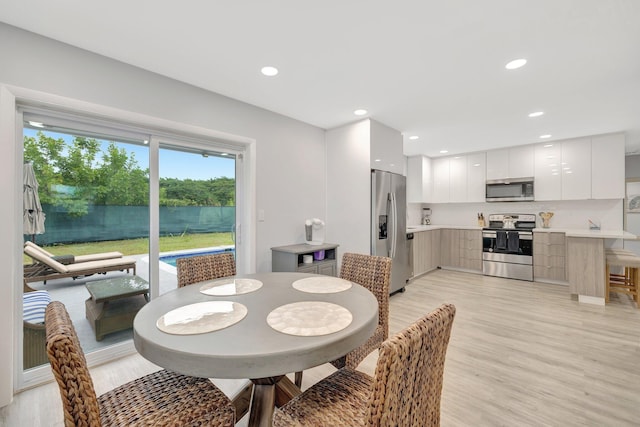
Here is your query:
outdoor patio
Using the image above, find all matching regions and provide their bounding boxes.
[25,253,180,355]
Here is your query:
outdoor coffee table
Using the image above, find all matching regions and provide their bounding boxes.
[85,275,149,341]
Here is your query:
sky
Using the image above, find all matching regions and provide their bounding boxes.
[23,128,235,180]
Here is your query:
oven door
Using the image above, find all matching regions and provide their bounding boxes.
[482,230,533,281]
[482,230,533,256]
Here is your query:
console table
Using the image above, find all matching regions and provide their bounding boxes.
[271,243,339,276]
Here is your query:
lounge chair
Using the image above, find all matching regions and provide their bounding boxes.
[23,245,136,284]
[24,240,123,263]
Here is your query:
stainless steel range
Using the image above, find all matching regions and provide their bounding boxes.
[482,213,535,281]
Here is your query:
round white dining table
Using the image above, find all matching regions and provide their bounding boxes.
[133,272,379,427]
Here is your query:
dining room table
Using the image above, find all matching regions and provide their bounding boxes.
[133,271,379,427]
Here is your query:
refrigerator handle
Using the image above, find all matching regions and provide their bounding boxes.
[389,192,397,258]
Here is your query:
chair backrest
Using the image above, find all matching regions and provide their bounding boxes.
[25,240,55,257]
[366,303,456,427]
[24,245,69,273]
[176,252,236,287]
[340,253,391,338]
[45,301,102,427]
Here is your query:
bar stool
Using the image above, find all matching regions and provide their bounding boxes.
[605,249,640,306]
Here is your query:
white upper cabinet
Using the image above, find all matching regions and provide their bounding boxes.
[534,142,562,201]
[561,137,591,200]
[449,156,468,202]
[467,152,486,202]
[534,133,624,201]
[369,119,404,175]
[486,149,509,180]
[591,133,625,199]
[407,156,432,203]
[486,146,534,180]
[408,132,624,204]
[432,157,450,203]
[509,145,535,178]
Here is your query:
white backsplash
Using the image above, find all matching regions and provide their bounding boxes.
[408,199,624,230]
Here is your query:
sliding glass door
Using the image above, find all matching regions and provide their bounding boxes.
[18,110,246,390]
[156,144,237,295]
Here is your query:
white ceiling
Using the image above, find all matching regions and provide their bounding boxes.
[2,0,640,157]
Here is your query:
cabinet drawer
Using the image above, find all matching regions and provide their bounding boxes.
[534,232,566,245]
[534,244,566,257]
[533,254,565,268]
[534,266,566,281]
[317,262,336,277]
[297,264,318,274]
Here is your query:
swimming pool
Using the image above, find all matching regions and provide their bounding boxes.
[159,247,235,267]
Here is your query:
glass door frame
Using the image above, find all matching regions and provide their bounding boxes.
[7,86,256,392]
[151,136,246,300]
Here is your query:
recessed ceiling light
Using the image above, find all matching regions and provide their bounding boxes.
[374,159,381,162]
[354,109,368,116]
[409,135,419,140]
[540,135,552,139]
[28,121,44,128]
[143,140,149,145]
[505,58,527,70]
[221,153,229,156]
[261,66,279,76]
[473,163,480,167]
[528,111,544,118]
[439,150,448,154]
[544,144,553,148]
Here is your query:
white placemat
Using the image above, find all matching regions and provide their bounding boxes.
[200,278,263,296]
[292,276,352,293]
[157,301,247,335]
[266,301,352,336]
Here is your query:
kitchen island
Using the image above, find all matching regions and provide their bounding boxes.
[542,229,636,305]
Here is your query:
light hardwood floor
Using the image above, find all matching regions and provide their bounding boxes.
[3,269,640,426]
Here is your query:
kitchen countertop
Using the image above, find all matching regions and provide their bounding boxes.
[406,225,637,239]
[533,228,638,239]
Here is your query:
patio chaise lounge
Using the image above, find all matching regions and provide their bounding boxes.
[23,244,136,284]
[24,240,123,263]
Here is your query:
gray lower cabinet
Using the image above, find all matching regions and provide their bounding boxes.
[412,230,441,277]
[533,232,567,282]
[440,229,482,272]
[271,243,339,277]
[459,229,482,271]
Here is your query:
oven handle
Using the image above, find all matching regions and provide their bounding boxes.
[482,231,533,240]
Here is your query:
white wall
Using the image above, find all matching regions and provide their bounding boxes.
[0,23,326,406]
[326,120,371,261]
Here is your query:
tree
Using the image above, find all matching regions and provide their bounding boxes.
[24,132,99,216]
[94,143,149,205]
[24,131,235,212]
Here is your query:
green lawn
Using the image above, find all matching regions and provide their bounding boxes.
[24,232,233,263]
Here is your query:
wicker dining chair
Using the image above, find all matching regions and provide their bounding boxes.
[45,301,235,427]
[295,253,391,388]
[275,303,457,427]
[176,252,236,287]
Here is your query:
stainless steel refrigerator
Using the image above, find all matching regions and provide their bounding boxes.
[371,169,410,294]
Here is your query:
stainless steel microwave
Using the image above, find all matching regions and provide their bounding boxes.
[486,178,534,202]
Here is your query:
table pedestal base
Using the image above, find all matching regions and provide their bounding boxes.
[247,376,301,427]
